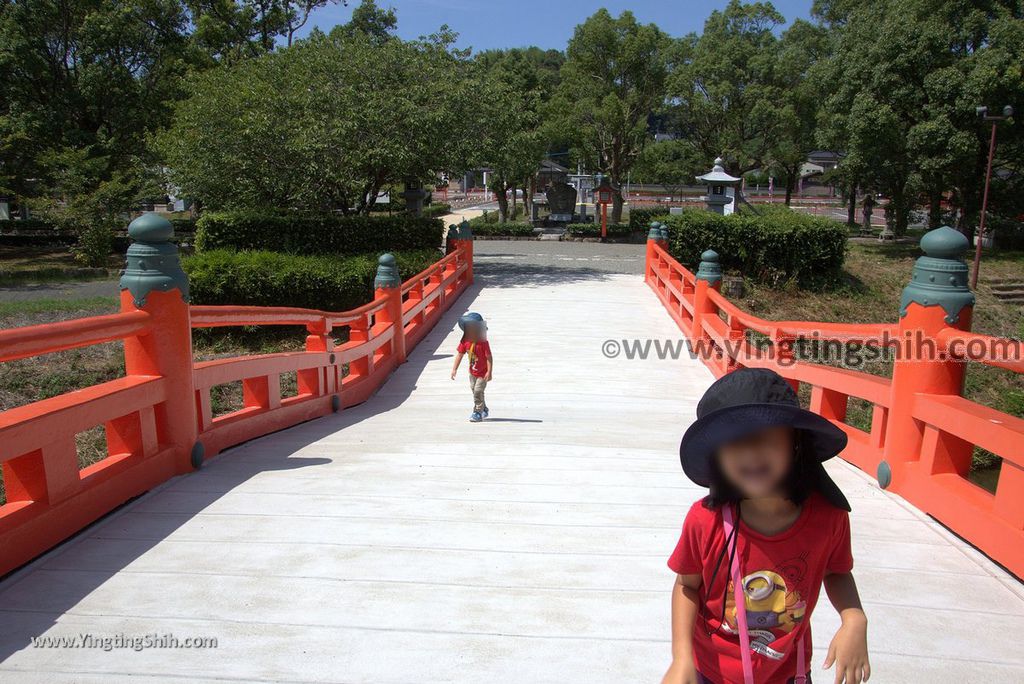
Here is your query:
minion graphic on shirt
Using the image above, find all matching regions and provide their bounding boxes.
[722,570,807,660]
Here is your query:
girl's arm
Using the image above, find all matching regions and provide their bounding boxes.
[485,352,493,381]
[662,573,701,684]
[450,351,464,379]
[823,572,871,684]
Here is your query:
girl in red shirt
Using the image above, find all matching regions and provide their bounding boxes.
[662,368,870,684]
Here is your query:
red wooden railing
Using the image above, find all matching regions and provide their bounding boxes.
[0,225,473,576]
[645,231,1024,578]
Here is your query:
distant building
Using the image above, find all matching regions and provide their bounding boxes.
[801,150,841,177]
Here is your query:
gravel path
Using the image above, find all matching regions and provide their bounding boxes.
[0,278,119,302]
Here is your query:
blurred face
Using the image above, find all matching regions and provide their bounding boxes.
[465,325,483,341]
[716,426,794,499]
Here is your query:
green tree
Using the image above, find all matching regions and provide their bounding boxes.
[666,1,786,177]
[767,19,828,205]
[473,48,562,221]
[0,0,190,227]
[557,9,670,223]
[632,140,704,200]
[161,28,473,213]
[472,78,543,222]
[335,0,396,45]
[816,0,1024,235]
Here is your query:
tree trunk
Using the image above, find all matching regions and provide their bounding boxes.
[846,188,856,226]
[511,186,517,220]
[928,191,942,229]
[524,180,534,224]
[495,189,509,223]
[784,177,795,206]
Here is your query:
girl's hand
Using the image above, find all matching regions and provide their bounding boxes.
[450,370,456,380]
[660,659,698,684]
[485,372,492,382]
[824,613,870,684]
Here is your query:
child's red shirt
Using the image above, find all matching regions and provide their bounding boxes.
[668,493,853,684]
[457,339,491,377]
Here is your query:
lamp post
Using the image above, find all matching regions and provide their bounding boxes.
[971,105,1013,289]
[594,174,614,239]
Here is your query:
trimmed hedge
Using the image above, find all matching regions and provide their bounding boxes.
[421,203,452,219]
[565,223,635,238]
[628,207,670,232]
[471,222,536,237]
[662,209,847,289]
[183,249,443,311]
[194,211,443,255]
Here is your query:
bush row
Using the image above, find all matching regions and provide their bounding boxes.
[662,209,847,289]
[194,211,443,255]
[628,207,670,232]
[183,249,443,311]
[470,222,537,237]
[565,223,637,238]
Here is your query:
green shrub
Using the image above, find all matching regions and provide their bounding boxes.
[194,211,443,255]
[73,224,115,266]
[421,203,452,219]
[628,207,670,232]
[662,209,847,289]
[184,249,443,311]
[470,222,536,237]
[565,223,634,238]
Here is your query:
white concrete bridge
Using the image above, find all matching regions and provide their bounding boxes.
[1,244,1022,682]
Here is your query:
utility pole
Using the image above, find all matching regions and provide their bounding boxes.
[971,105,1013,289]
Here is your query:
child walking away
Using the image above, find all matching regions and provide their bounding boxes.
[451,312,492,422]
[663,368,870,684]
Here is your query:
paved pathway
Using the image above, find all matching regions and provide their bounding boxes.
[1,244,1022,682]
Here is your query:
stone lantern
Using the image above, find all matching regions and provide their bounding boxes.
[696,157,741,216]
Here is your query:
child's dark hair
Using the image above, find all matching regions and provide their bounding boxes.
[702,429,818,509]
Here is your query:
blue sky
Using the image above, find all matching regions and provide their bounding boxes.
[300,1,816,51]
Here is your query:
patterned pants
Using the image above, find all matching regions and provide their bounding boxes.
[469,375,488,413]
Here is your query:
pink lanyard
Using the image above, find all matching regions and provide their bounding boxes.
[721,505,806,684]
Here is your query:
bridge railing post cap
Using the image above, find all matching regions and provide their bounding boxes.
[920,225,969,260]
[128,212,174,242]
[647,221,663,240]
[458,219,472,239]
[374,253,401,288]
[701,249,720,262]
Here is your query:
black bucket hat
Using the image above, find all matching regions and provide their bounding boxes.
[680,368,851,511]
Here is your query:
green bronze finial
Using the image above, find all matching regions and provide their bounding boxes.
[695,249,722,284]
[647,221,663,241]
[446,224,460,242]
[119,212,189,307]
[659,224,670,241]
[374,253,401,289]
[458,219,473,240]
[899,226,975,323]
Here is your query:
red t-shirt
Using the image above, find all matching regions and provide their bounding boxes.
[668,493,853,684]
[457,339,491,377]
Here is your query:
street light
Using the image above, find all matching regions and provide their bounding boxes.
[971,104,1014,289]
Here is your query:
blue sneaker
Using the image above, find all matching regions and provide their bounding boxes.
[482,408,489,419]
[470,411,482,422]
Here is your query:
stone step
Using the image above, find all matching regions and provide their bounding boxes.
[989,284,1024,293]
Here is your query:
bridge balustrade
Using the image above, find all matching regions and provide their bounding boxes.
[645,223,1024,578]
[0,214,473,576]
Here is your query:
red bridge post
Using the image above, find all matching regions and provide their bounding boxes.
[374,253,406,365]
[878,226,975,491]
[118,213,202,471]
